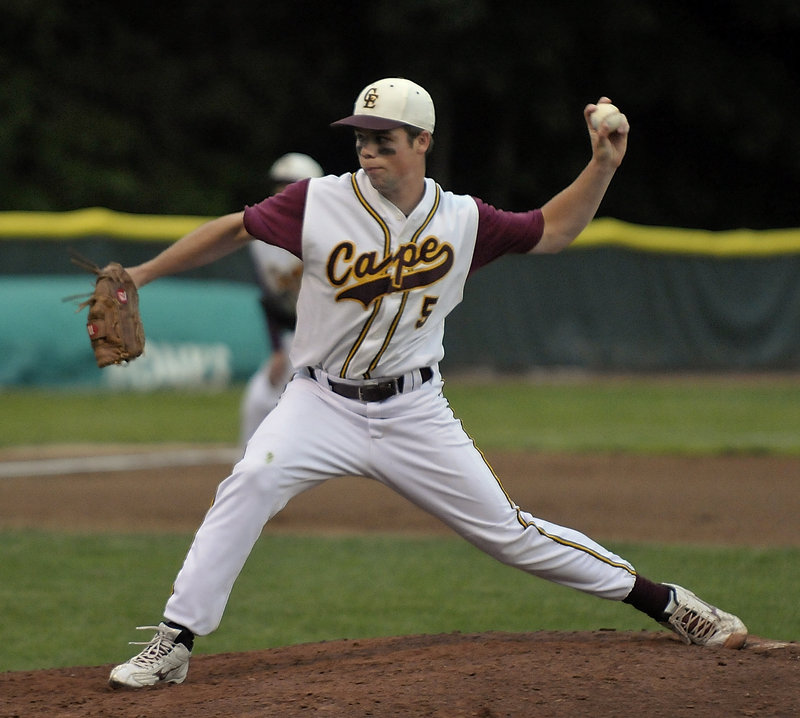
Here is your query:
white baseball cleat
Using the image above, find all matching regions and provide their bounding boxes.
[659,584,748,648]
[109,622,192,688]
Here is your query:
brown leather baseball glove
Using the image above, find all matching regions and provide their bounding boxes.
[72,257,145,368]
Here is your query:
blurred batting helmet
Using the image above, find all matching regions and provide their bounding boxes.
[269,153,324,184]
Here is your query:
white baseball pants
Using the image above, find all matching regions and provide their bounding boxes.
[165,369,637,636]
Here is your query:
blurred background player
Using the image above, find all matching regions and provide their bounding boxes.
[239,153,324,446]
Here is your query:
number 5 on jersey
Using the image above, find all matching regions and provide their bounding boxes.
[416,295,439,328]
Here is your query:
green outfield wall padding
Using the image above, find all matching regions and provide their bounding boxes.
[0,277,269,389]
[3,209,800,256]
[442,250,800,372]
[0,207,209,241]
[3,210,800,383]
[574,218,800,257]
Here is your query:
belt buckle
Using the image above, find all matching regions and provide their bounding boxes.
[358,379,398,402]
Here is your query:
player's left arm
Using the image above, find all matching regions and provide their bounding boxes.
[532,98,629,255]
[127,212,251,288]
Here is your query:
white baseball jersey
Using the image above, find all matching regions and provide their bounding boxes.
[244,170,544,378]
[248,240,302,321]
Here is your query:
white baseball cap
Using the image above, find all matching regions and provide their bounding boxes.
[332,78,435,134]
[269,153,324,183]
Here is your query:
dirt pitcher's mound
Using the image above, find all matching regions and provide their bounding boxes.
[1,631,797,717]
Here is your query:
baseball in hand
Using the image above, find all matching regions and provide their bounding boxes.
[590,103,623,131]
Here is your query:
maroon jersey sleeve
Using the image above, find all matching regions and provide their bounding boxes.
[243,178,309,259]
[470,198,544,273]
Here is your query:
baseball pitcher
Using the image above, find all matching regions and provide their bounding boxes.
[108,78,747,688]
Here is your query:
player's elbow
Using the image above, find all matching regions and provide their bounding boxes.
[224,211,251,243]
[529,230,575,254]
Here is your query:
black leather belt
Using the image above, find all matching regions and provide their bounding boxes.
[308,367,433,402]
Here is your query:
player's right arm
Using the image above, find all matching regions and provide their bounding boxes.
[127,211,251,288]
[533,98,629,255]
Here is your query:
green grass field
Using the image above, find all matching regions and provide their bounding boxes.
[4,374,800,452]
[1,375,799,672]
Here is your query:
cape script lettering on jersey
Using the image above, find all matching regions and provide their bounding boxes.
[326,236,454,307]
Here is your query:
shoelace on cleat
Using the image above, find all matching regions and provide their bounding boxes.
[669,605,719,643]
[128,626,177,666]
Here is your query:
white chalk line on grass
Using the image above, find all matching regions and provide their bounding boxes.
[0,447,242,479]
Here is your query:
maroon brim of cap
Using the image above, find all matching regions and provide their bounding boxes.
[330,115,405,130]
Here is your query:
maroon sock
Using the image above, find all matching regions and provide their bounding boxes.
[622,575,672,619]
[164,621,195,650]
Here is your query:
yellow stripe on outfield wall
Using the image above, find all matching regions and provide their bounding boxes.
[2,209,800,256]
[0,207,210,241]
[574,218,800,256]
